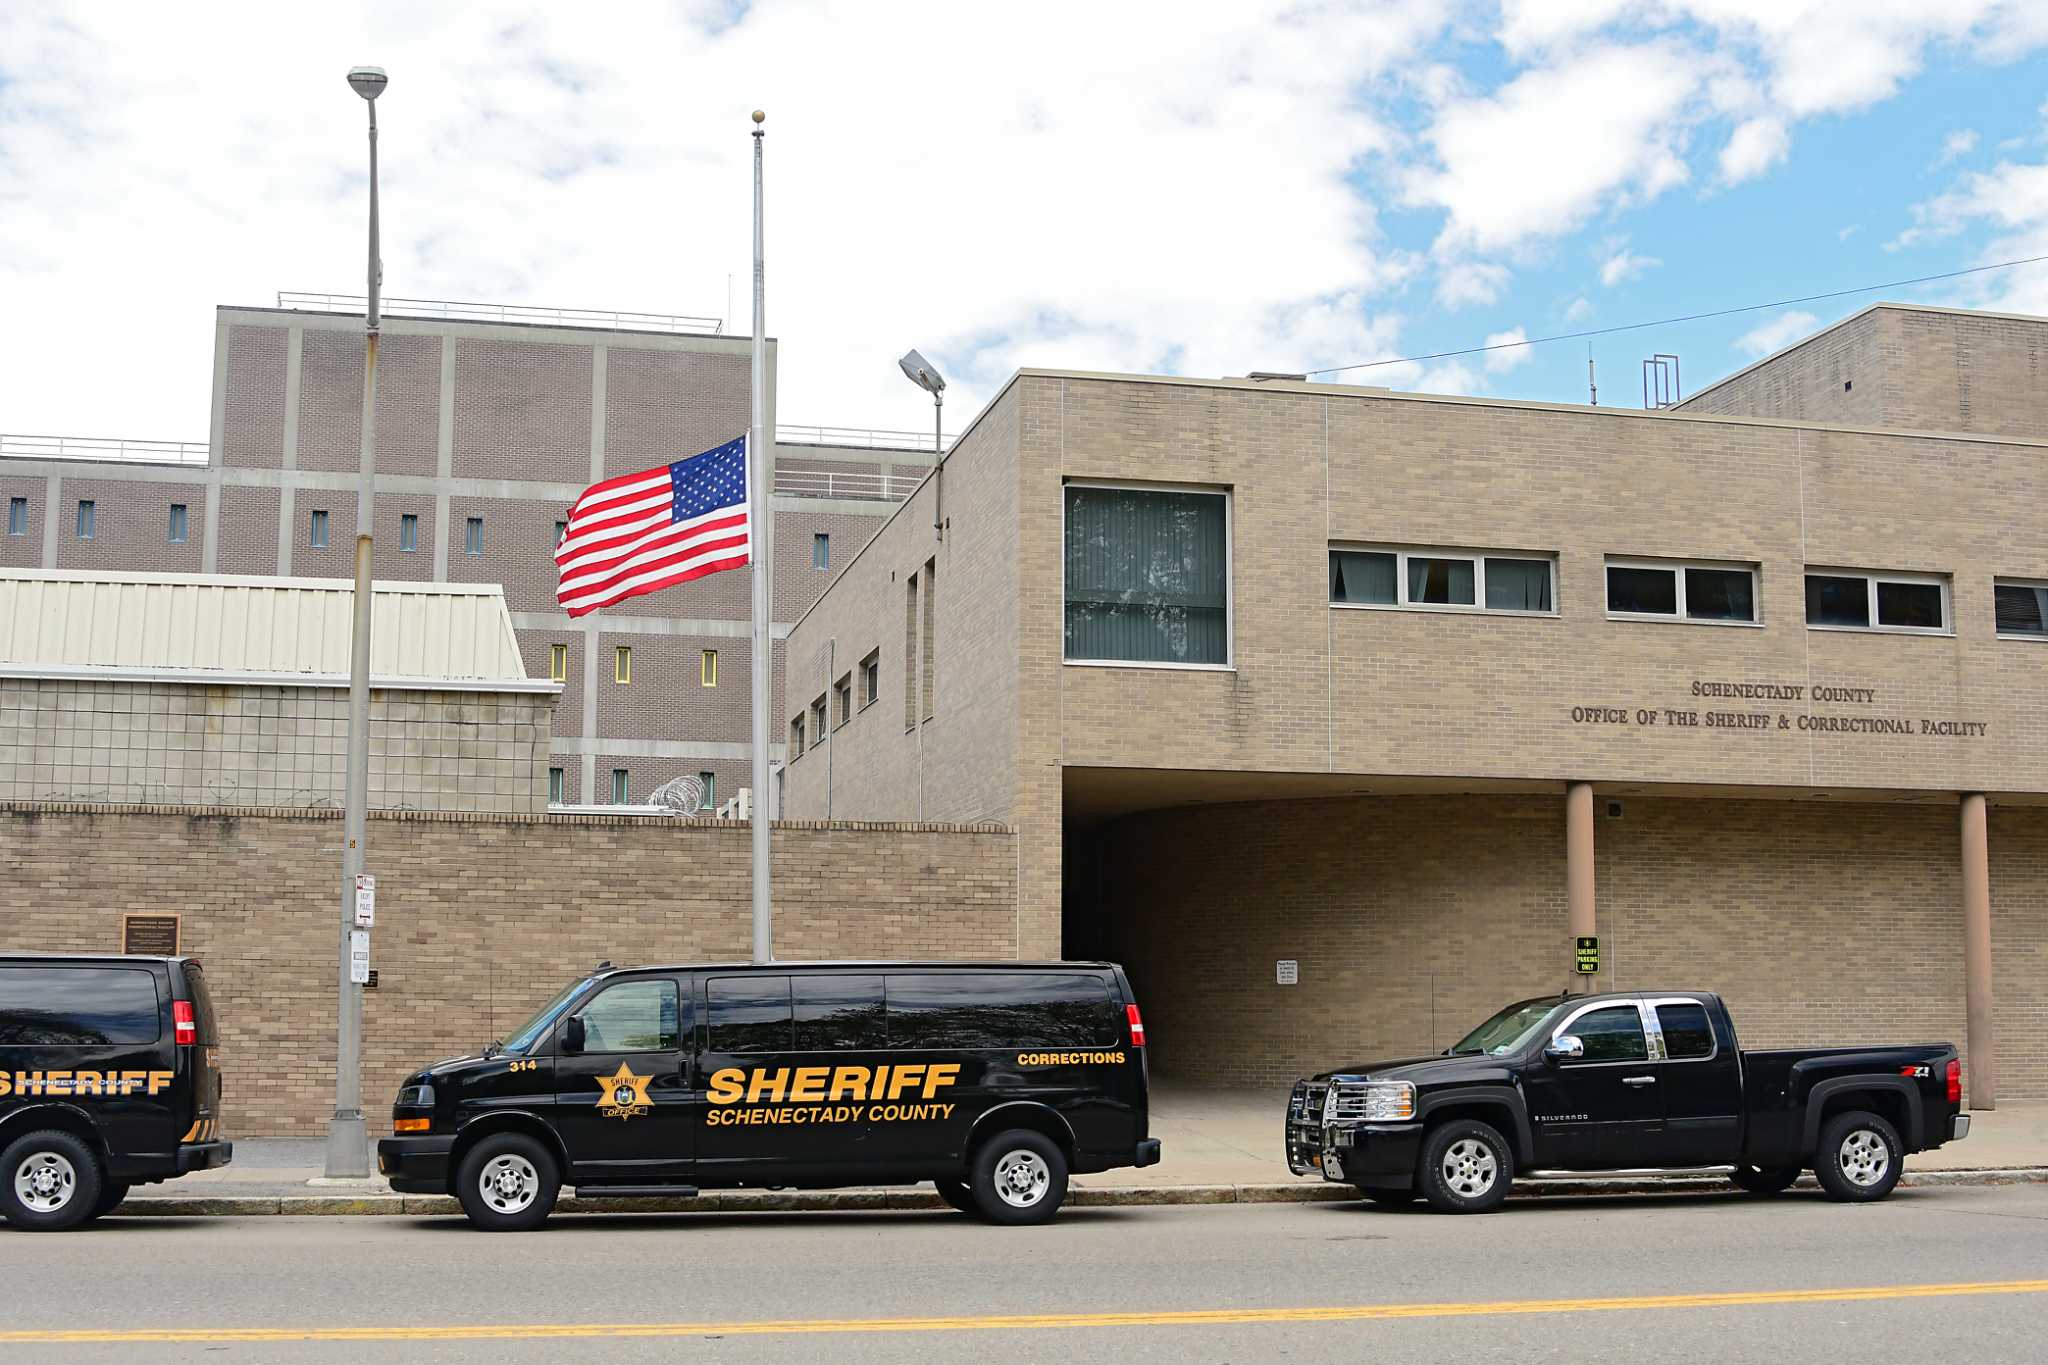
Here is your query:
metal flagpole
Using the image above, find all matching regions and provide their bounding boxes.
[748,110,773,963]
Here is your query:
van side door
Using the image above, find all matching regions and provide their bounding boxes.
[552,975,693,1183]
[0,963,177,1162]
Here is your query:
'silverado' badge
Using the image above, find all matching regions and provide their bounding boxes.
[597,1062,653,1120]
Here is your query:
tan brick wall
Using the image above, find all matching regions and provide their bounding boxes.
[1,475,45,570]
[1093,793,2047,1097]
[0,803,1018,1134]
[1678,308,1891,427]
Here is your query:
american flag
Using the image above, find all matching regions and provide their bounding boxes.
[555,436,751,617]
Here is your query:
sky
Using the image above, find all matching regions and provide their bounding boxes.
[3,1,2048,445]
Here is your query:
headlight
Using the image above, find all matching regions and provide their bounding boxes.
[395,1082,435,1107]
[1359,1081,1415,1121]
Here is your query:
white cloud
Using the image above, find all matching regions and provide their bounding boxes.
[1838,224,1861,240]
[1719,116,1789,182]
[1600,249,1661,286]
[1436,260,1510,308]
[1563,296,1594,322]
[1483,327,1532,373]
[1735,309,1819,357]
[1898,130,2048,312]
[1934,128,1980,166]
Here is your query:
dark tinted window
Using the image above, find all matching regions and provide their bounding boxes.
[1877,580,1943,629]
[1806,575,1870,627]
[705,976,792,1053]
[793,974,886,1051]
[0,967,161,1046]
[1995,583,2048,636]
[1655,1002,1714,1059]
[885,972,1116,1049]
[1685,568,1754,621]
[1607,566,1677,615]
[578,980,681,1053]
[1568,1006,1647,1063]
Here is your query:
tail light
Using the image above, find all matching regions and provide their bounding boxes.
[1947,1058,1962,1105]
[173,999,197,1046]
[1126,1003,1147,1048]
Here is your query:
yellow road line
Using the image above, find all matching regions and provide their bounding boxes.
[6,1279,2046,1345]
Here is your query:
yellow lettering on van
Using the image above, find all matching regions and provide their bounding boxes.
[747,1068,790,1104]
[887,1064,926,1101]
[871,1065,890,1097]
[0,1073,10,1098]
[147,1071,174,1096]
[708,1068,746,1105]
[789,1067,829,1103]
[828,1066,870,1100]
[923,1063,961,1098]
[73,1071,102,1096]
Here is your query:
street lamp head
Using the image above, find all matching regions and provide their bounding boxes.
[347,66,388,101]
[898,349,946,396]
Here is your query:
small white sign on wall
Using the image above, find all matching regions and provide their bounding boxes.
[1276,959,1299,986]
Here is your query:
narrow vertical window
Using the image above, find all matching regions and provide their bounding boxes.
[614,645,632,684]
[167,504,188,544]
[922,557,937,721]
[400,513,418,553]
[548,767,565,805]
[554,519,568,546]
[860,649,879,709]
[466,516,483,556]
[790,715,806,758]
[76,500,95,540]
[813,532,830,570]
[309,509,329,548]
[701,649,718,687]
[6,497,26,536]
[835,674,852,727]
[698,771,716,811]
[611,769,630,804]
[549,643,568,683]
[904,572,920,730]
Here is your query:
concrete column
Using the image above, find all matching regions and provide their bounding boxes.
[1960,793,1996,1109]
[1566,781,1596,985]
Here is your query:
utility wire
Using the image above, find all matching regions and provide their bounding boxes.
[1306,253,2048,378]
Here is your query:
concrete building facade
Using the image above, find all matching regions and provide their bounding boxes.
[782,303,2048,1103]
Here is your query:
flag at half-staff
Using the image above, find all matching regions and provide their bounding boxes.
[554,435,752,617]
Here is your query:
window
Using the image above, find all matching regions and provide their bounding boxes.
[834,673,853,728]
[309,509,329,548]
[810,694,828,743]
[554,520,568,546]
[904,572,920,729]
[698,771,715,811]
[611,768,630,804]
[884,972,1118,1049]
[922,557,937,719]
[1606,559,1757,624]
[790,714,806,758]
[1654,1002,1715,1060]
[1805,571,1948,634]
[76,500,95,540]
[614,646,632,685]
[1565,1006,1648,1063]
[0,966,160,1046]
[548,767,565,804]
[167,503,188,544]
[400,513,418,553]
[1995,580,2048,638]
[466,516,483,556]
[6,497,26,536]
[549,643,568,683]
[1065,484,1229,666]
[1331,547,1556,614]
[706,975,793,1053]
[793,974,886,1051]
[575,979,680,1053]
[860,649,880,709]
[701,649,718,687]
[813,532,830,570]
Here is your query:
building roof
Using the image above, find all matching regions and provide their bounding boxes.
[0,570,553,693]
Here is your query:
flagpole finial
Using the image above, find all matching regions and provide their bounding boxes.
[751,109,765,125]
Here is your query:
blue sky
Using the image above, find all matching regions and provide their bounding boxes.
[2,2,2046,440]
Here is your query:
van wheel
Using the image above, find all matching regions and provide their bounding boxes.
[1418,1119,1513,1214]
[2,1130,105,1232]
[89,1182,133,1219]
[970,1130,1068,1225]
[1814,1110,1903,1203]
[934,1178,979,1216]
[454,1133,560,1231]
[1730,1164,1800,1195]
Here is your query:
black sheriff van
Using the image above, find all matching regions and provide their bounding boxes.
[1,953,232,1230]
[379,960,1159,1230]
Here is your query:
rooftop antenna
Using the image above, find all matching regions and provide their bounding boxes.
[1587,344,1598,406]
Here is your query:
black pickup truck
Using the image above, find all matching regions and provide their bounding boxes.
[1286,990,1969,1213]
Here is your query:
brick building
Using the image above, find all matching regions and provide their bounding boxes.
[781,302,2048,1104]
[1,298,937,811]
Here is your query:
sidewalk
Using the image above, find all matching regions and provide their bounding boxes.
[127,1087,2048,1211]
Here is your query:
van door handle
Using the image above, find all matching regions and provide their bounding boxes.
[1622,1076,1656,1087]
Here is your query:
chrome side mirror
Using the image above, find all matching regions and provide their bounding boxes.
[1545,1035,1585,1062]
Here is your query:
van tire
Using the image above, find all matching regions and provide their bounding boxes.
[970,1129,1068,1225]
[454,1133,560,1231]
[1417,1119,1513,1214]
[934,1178,979,1215]
[89,1182,133,1219]
[1,1129,104,1232]
[1813,1110,1903,1203]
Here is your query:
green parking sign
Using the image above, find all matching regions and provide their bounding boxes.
[1575,936,1599,974]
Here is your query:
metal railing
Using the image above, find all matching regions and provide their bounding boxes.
[773,468,923,502]
[276,292,725,335]
[778,422,952,452]
[0,434,209,466]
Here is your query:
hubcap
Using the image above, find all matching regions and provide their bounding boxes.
[1441,1138,1498,1199]
[993,1150,1051,1208]
[1838,1128,1891,1188]
[479,1153,539,1215]
[14,1151,78,1214]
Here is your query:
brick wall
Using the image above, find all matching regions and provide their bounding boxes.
[0,804,1018,1133]
[1090,793,2047,1098]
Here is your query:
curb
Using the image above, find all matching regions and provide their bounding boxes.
[112,1166,2048,1217]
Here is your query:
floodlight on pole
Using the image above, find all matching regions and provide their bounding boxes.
[897,350,946,538]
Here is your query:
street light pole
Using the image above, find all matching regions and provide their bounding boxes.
[325,64,387,1180]
[896,350,947,539]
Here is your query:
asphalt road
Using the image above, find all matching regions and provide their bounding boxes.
[4,1185,2047,1362]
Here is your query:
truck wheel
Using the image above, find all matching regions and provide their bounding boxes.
[970,1129,1069,1225]
[454,1133,560,1231]
[1729,1164,1800,1195]
[1,1130,105,1232]
[1814,1110,1902,1203]
[1418,1119,1513,1214]
[89,1182,133,1220]
[934,1178,979,1215]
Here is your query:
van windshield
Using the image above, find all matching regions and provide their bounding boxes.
[1448,997,1564,1056]
[500,978,594,1055]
